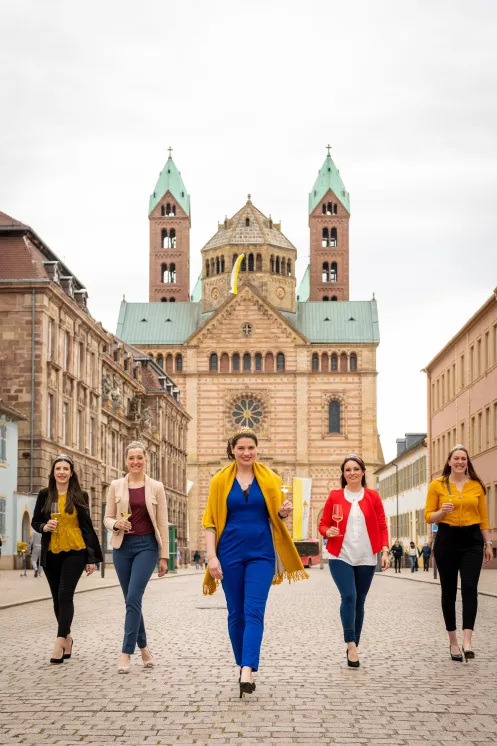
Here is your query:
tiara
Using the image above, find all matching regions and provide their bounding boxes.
[53,453,74,466]
[231,427,256,440]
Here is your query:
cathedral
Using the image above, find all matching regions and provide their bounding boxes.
[117,149,384,552]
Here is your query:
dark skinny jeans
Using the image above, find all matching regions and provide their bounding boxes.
[329,560,376,645]
[44,549,87,637]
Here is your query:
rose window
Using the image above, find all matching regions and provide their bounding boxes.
[231,398,263,429]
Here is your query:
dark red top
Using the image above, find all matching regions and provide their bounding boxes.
[318,488,389,556]
[128,487,155,536]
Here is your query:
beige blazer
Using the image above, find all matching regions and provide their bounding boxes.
[104,474,169,559]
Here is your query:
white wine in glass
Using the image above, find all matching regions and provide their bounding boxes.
[50,500,61,530]
[332,503,343,537]
[121,511,132,533]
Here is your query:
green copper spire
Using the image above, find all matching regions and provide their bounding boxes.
[308,146,350,214]
[149,148,190,216]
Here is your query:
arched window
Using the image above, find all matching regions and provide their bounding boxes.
[161,263,168,282]
[161,228,168,248]
[331,353,338,371]
[22,511,30,542]
[281,258,286,275]
[169,297,175,302]
[275,256,280,274]
[170,204,176,216]
[312,353,319,371]
[321,352,329,373]
[323,296,329,301]
[327,201,333,215]
[220,353,229,372]
[209,353,218,372]
[340,352,347,372]
[221,255,225,273]
[176,354,183,372]
[240,256,246,272]
[322,262,329,282]
[205,260,210,277]
[322,204,327,215]
[265,352,274,373]
[166,354,173,373]
[216,256,220,274]
[287,259,291,276]
[232,353,240,371]
[157,354,164,369]
[330,261,337,282]
[161,205,165,216]
[170,228,176,248]
[161,298,167,302]
[322,228,329,248]
[169,263,176,283]
[350,353,357,371]
[334,204,338,214]
[330,227,337,247]
[256,253,262,271]
[276,352,285,371]
[270,255,275,273]
[211,258,215,276]
[328,400,341,433]
[331,296,338,301]
[255,353,262,371]
[245,217,250,227]
[243,353,251,371]
[166,203,171,215]
[232,253,238,267]
[248,253,254,272]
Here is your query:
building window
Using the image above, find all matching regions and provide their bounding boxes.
[312,353,319,371]
[323,296,329,302]
[78,342,85,379]
[89,417,94,456]
[48,319,54,361]
[322,262,329,282]
[0,497,5,535]
[330,261,337,282]
[270,255,275,273]
[216,257,220,274]
[331,353,338,371]
[264,352,274,373]
[157,354,164,369]
[287,259,291,276]
[350,353,357,371]
[328,400,341,433]
[245,217,250,227]
[275,256,280,274]
[62,402,69,445]
[176,354,183,372]
[255,353,262,371]
[205,260,210,277]
[240,256,246,272]
[485,407,490,449]
[0,422,6,463]
[470,345,474,382]
[276,352,285,371]
[231,397,263,429]
[281,258,286,275]
[220,353,229,372]
[221,255,225,273]
[330,227,337,247]
[248,253,254,272]
[77,410,84,452]
[243,353,251,371]
[340,352,347,372]
[64,331,71,371]
[460,354,465,389]
[232,353,240,372]
[166,354,173,373]
[161,228,168,248]
[321,353,329,373]
[256,254,262,271]
[241,323,253,337]
[331,296,337,301]
[47,394,54,439]
[322,228,329,248]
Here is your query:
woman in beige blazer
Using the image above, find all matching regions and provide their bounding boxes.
[104,441,169,673]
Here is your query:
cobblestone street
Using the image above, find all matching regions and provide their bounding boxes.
[1,568,496,746]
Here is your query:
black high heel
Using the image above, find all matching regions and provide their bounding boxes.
[450,645,463,662]
[346,649,360,668]
[63,638,74,660]
[50,649,64,665]
[239,669,256,693]
[239,681,254,698]
[462,647,475,660]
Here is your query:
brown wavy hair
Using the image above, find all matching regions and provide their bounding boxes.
[441,445,486,493]
[227,430,258,461]
[340,454,368,489]
[43,455,87,514]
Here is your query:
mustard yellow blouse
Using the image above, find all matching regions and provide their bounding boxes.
[424,478,489,530]
[49,494,86,554]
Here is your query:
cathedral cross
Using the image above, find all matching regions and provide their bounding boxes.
[326,144,332,156]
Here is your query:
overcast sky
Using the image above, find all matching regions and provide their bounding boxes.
[1,0,496,462]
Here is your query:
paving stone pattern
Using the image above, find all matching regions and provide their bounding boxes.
[1,568,496,746]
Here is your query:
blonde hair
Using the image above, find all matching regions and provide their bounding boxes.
[125,441,147,455]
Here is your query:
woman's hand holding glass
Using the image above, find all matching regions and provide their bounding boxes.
[325,526,340,538]
[208,556,223,581]
[440,502,455,515]
[114,517,132,531]
[278,500,293,518]
[43,519,59,532]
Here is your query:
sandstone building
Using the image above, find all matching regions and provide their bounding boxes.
[0,210,190,558]
[118,149,384,553]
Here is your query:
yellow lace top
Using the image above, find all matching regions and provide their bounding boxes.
[49,494,86,554]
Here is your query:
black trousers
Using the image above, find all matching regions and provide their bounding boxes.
[423,556,430,571]
[394,556,402,572]
[44,549,86,637]
[433,523,483,631]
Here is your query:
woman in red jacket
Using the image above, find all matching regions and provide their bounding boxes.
[319,454,389,668]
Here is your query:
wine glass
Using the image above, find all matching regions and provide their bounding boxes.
[121,511,133,534]
[50,500,61,531]
[331,504,343,537]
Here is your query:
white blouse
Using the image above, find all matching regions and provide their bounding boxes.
[330,488,377,567]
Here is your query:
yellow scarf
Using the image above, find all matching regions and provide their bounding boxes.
[201,461,309,595]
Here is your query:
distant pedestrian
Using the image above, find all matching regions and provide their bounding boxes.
[391,540,403,573]
[28,529,43,577]
[176,549,181,568]
[203,428,307,697]
[421,542,432,571]
[319,453,389,669]
[193,550,201,570]
[203,551,208,569]
[425,444,493,662]
[407,542,418,573]
[31,454,102,664]
[104,441,169,674]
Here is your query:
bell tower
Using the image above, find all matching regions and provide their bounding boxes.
[149,148,191,302]
[308,146,350,301]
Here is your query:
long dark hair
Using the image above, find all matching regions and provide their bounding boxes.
[441,445,486,493]
[227,429,258,461]
[340,454,368,489]
[43,455,87,514]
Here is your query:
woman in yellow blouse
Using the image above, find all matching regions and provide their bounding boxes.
[425,445,492,661]
[32,454,103,664]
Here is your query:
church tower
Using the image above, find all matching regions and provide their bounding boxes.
[308,147,350,301]
[149,149,191,302]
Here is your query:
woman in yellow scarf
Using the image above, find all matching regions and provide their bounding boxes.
[202,428,308,697]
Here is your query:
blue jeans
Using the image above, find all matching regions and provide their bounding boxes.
[409,555,416,572]
[329,560,376,644]
[113,534,158,654]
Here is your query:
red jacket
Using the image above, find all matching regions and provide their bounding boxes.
[319,488,389,557]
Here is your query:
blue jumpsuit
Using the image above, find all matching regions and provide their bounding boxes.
[217,478,275,671]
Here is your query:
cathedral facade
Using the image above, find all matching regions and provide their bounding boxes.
[117,150,384,552]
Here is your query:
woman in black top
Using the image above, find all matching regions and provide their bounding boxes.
[32,454,103,664]
[391,540,403,573]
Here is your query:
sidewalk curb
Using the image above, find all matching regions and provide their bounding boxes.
[0,570,198,611]
[377,572,497,599]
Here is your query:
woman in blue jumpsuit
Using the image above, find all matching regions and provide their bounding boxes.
[203,429,296,697]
